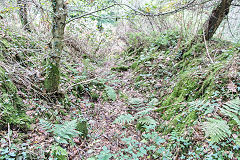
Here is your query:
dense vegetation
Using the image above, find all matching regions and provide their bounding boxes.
[0,0,239,159]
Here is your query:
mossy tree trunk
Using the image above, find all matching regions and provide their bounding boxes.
[17,0,31,32]
[202,0,233,41]
[44,0,67,93]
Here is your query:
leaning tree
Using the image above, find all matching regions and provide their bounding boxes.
[44,0,235,93]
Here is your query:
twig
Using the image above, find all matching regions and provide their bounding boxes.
[203,30,214,63]
[67,4,118,23]
[66,77,97,91]
[67,0,199,23]
[8,123,11,148]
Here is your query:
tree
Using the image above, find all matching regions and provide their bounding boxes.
[202,0,233,41]
[17,0,31,32]
[44,0,67,93]
[178,0,233,57]
[43,0,235,92]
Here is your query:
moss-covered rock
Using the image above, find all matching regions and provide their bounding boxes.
[0,67,31,129]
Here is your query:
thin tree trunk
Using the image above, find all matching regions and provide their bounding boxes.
[17,0,31,32]
[202,0,233,41]
[44,0,67,93]
[179,0,233,59]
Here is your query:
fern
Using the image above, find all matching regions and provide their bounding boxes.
[113,114,134,125]
[220,98,240,126]
[202,118,231,143]
[135,107,157,118]
[188,100,216,115]
[105,85,117,101]
[137,116,157,126]
[114,106,157,127]
[39,119,80,144]
[39,119,53,132]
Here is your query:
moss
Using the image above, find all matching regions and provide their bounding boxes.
[44,61,60,92]
[164,111,197,134]
[0,67,31,129]
[76,84,85,96]
[111,65,129,72]
[76,119,88,139]
[90,90,99,102]
[161,71,200,107]
[131,61,139,70]
[161,104,183,120]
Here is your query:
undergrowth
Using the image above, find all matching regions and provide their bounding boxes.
[105,30,240,159]
[0,25,239,159]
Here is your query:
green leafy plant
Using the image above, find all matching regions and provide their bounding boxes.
[95,124,170,160]
[39,119,81,144]
[202,118,231,143]
[50,145,68,160]
[96,146,113,160]
[220,98,240,126]
[113,114,135,125]
[105,85,117,101]
[114,107,157,126]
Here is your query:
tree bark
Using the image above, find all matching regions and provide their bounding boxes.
[44,0,67,93]
[17,0,31,32]
[178,0,233,59]
[202,0,233,41]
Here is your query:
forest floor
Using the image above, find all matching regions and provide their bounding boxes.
[0,27,239,160]
[21,41,150,159]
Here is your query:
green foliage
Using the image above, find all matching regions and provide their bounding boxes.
[0,67,31,129]
[136,116,157,131]
[39,119,81,144]
[128,98,144,105]
[188,99,215,115]
[113,114,134,125]
[220,98,240,126]
[72,77,118,102]
[96,146,113,160]
[152,30,179,50]
[126,30,179,57]
[0,139,29,160]
[111,65,129,72]
[114,99,158,133]
[76,119,88,138]
[96,125,171,160]
[137,116,157,126]
[105,85,117,101]
[117,108,157,125]
[50,145,68,160]
[202,118,231,143]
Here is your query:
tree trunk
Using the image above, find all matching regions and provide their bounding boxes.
[202,0,233,41]
[17,0,31,32]
[44,0,67,93]
[178,0,233,59]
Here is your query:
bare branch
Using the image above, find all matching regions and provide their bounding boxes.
[67,0,199,23]
[67,4,118,24]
